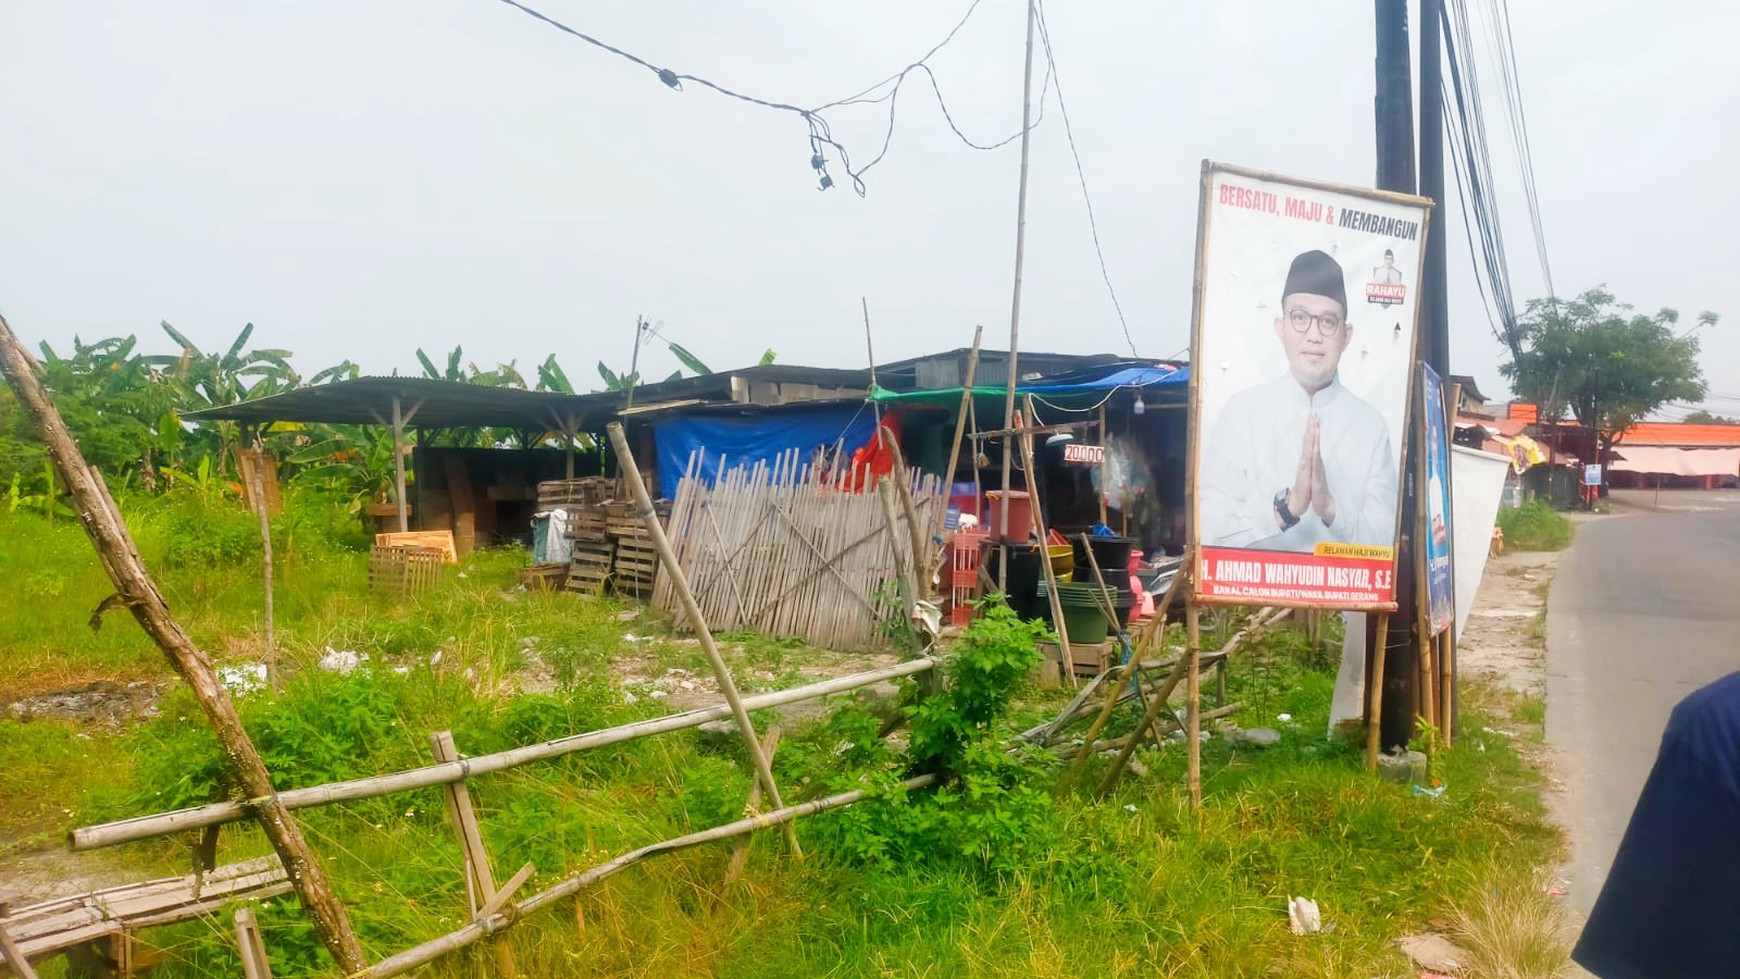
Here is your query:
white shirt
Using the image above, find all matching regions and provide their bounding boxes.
[1199,373,1398,552]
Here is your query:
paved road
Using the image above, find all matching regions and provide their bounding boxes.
[1547,495,1740,915]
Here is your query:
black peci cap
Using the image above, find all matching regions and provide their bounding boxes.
[1282,249,1348,311]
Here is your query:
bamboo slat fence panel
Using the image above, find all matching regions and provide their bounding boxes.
[653,450,944,651]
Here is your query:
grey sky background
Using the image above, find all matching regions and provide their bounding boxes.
[3,1,1736,417]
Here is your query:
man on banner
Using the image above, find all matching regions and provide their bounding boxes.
[1200,249,1398,552]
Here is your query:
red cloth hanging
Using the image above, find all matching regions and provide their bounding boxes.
[840,409,903,493]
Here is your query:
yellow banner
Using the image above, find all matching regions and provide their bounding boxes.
[1314,542,1395,561]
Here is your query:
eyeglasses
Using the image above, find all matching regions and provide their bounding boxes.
[1286,308,1346,337]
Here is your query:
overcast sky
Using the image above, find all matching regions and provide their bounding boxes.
[3,0,1736,416]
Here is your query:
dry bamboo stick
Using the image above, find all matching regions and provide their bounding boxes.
[607,423,801,859]
[1365,613,1393,770]
[363,774,941,979]
[1440,629,1455,748]
[1093,648,1192,795]
[247,439,276,682]
[0,314,367,974]
[71,657,935,850]
[428,731,515,979]
[473,863,534,923]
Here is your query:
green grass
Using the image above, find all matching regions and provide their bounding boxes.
[1497,500,1576,552]
[0,500,1564,979]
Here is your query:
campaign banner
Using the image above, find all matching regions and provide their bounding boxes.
[1421,364,1454,635]
[1199,544,1397,605]
[1187,162,1432,610]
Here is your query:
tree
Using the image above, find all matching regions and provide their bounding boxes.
[1681,410,1737,425]
[1500,287,1713,452]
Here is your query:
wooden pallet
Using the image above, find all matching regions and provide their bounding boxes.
[536,477,612,509]
[613,538,659,597]
[565,543,615,596]
[521,563,568,591]
[567,505,610,543]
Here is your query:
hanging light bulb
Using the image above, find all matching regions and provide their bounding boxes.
[1133,393,1147,416]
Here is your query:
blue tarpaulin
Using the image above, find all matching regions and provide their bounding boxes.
[651,406,876,498]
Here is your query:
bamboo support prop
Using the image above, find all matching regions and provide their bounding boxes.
[429,731,517,979]
[234,908,271,979]
[361,774,940,979]
[1018,400,1075,684]
[1185,603,1204,810]
[937,326,984,545]
[606,423,802,859]
[71,658,936,850]
[722,725,781,888]
[0,313,368,973]
[1365,613,1393,770]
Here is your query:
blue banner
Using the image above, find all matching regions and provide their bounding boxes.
[1421,364,1454,635]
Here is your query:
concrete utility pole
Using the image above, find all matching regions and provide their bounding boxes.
[1374,0,1422,752]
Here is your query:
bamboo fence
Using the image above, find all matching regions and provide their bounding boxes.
[652,449,945,651]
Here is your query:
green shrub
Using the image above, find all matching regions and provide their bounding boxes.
[1498,499,1575,551]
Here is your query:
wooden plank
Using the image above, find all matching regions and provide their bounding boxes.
[0,921,40,979]
[430,731,516,979]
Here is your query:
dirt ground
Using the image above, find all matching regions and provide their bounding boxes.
[1457,547,1560,697]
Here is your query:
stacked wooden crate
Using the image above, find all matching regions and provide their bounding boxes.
[539,479,667,601]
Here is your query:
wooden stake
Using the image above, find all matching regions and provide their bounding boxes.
[1365,612,1392,770]
[1186,601,1203,811]
[428,731,516,979]
[723,726,781,887]
[1018,400,1075,685]
[0,313,368,973]
[606,423,802,859]
[1094,650,1191,795]
[234,907,272,979]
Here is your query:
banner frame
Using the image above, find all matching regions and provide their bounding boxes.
[1184,159,1435,612]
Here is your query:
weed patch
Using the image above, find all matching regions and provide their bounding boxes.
[1498,500,1575,551]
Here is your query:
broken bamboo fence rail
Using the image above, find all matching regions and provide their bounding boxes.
[71,657,936,850]
[361,773,940,979]
[0,312,367,973]
[651,446,944,651]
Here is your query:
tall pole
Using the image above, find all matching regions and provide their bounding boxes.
[624,316,646,413]
[863,297,881,428]
[392,395,409,533]
[998,0,1039,553]
[1374,0,1420,753]
[1418,0,1457,740]
[1419,0,1449,376]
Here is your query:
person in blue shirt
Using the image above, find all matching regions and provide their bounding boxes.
[1573,671,1740,977]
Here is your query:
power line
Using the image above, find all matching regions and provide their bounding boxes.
[1033,0,1137,358]
[491,0,1044,195]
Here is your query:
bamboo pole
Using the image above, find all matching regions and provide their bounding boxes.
[1440,629,1455,749]
[234,907,272,979]
[722,725,781,888]
[391,396,408,533]
[1365,612,1393,770]
[364,774,940,979]
[606,422,801,858]
[1185,602,1203,810]
[247,438,275,680]
[1097,403,1109,526]
[71,658,936,850]
[939,326,985,546]
[0,313,368,973]
[1018,401,1075,684]
[428,731,516,979]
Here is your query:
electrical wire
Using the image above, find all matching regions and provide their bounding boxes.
[1033,0,1137,359]
[490,0,1044,196]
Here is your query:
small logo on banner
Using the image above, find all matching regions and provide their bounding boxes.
[1366,246,1407,308]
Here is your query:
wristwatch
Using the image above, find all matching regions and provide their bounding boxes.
[1273,488,1300,530]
